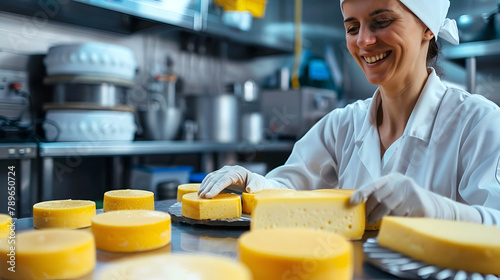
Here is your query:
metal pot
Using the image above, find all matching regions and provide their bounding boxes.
[138,93,183,140]
[53,83,129,107]
[457,12,496,43]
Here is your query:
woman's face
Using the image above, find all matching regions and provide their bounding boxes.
[342,0,432,87]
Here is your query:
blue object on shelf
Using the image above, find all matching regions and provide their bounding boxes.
[189,172,208,183]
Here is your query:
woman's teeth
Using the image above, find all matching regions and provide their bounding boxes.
[364,52,389,64]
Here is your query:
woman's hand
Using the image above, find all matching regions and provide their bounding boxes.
[198,165,269,198]
[350,173,482,224]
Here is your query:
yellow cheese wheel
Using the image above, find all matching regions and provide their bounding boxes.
[99,253,252,280]
[182,192,241,220]
[176,183,201,202]
[314,189,381,230]
[252,190,365,240]
[0,214,12,238]
[239,228,353,280]
[91,210,170,252]
[378,216,500,275]
[32,199,96,229]
[103,189,154,212]
[242,188,295,214]
[0,229,95,280]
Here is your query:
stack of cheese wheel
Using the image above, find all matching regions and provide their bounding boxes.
[314,189,382,230]
[0,214,12,238]
[239,228,353,280]
[103,189,154,212]
[32,199,96,229]
[252,190,366,240]
[182,192,241,220]
[0,229,95,280]
[378,216,500,275]
[177,183,201,202]
[242,188,295,214]
[99,253,252,279]
[91,210,171,252]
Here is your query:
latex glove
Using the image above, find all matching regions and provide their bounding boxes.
[350,173,482,224]
[198,165,275,198]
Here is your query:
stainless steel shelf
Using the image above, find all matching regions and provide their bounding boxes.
[443,39,500,60]
[0,143,37,160]
[38,140,294,157]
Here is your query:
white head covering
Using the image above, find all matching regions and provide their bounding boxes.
[340,0,460,45]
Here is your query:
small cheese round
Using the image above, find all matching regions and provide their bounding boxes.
[177,183,201,202]
[103,189,154,212]
[182,192,241,220]
[239,228,353,280]
[33,199,96,229]
[0,229,95,280]
[99,253,252,280]
[0,214,12,238]
[91,210,171,252]
[242,188,295,214]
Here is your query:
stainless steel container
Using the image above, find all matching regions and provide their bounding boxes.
[53,83,129,107]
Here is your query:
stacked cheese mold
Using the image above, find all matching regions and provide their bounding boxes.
[182,192,241,220]
[99,253,252,279]
[103,189,154,212]
[91,210,171,252]
[176,183,201,202]
[32,199,96,229]
[242,188,295,214]
[378,216,500,275]
[252,190,365,239]
[239,228,353,280]
[0,214,12,238]
[0,229,95,279]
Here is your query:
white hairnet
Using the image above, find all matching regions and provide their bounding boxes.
[340,0,459,45]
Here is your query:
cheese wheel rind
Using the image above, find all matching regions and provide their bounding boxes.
[182,192,241,220]
[0,229,95,280]
[176,183,201,202]
[238,228,353,280]
[103,189,154,212]
[33,199,96,229]
[378,216,500,275]
[91,210,171,252]
[242,188,295,214]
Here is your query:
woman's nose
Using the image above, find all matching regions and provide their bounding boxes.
[357,26,376,47]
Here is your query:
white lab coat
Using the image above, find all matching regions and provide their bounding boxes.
[266,69,500,226]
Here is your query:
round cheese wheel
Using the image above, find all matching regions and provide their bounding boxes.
[103,189,154,212]
[242,188,295,214]
[0,229,95,280]
[99,253,252,280]
[239,228,353,280]
[91,210,170,252]
[0,214,12,238]
[33,199,96,229]
[177,183,201,202]
[182,192,241,220]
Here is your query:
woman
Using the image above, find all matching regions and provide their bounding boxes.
[199,0,500,226]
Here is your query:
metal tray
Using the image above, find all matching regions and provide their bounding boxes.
[167,202,250,227]
[363,238,500,280]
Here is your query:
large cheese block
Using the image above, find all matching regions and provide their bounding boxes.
[378,216,500,275]
[0,214,12,238]
[182,192,241,220]
[103,189,154,212]
[252,190,365,239]
[91,210,171,252]
[177,183,201,202]
[242,188,295,214]
[314,189,381,230]
[239,228,353,280]
[99,253,252,280]
[0,229,95,280]
[32,199,96,229]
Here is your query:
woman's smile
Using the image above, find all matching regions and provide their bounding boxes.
[362,51,391,64]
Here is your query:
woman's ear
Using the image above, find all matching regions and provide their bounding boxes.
[423,28,435,41]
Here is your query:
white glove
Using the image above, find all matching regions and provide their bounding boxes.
[198,165,276,198]
[350,173,482,224]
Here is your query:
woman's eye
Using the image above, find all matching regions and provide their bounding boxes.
[346,26,359,34]
[372,20,392,28]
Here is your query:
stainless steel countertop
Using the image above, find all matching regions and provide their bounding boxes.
[14,200,397,280]
[38,140,294,157]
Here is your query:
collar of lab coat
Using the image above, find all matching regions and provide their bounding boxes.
[355,68,447,145]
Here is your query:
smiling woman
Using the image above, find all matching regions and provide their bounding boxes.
[197,0,500,228]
